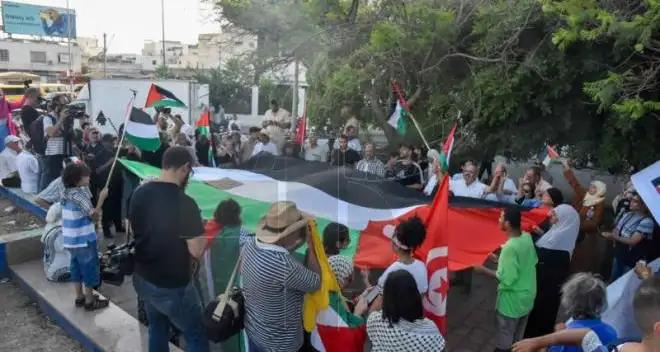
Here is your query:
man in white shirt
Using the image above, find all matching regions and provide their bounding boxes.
[0,135,21,179]
[450,162,487,198]
[332,125,362,152]
[251,131,279,157]
[303,133,329,162]
[16,141,40,194]
[484,163,518,203]
[262,100,293,153]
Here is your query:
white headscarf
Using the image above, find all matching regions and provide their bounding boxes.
[536,204,580,255]
[582,180,607,207]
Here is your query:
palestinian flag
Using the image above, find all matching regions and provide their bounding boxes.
[120,154,548,269]
[388,81,412,136]
[144,84,186,108]
[124,107,161,152]
[438,123,456,172]
[310,292,366,352]
[196,110,216,167]
[542,144,560,167]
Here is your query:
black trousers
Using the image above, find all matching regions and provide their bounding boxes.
[524,247,571,338]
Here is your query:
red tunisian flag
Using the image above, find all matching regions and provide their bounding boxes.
[294,109,307,145]
[415,175,450,335]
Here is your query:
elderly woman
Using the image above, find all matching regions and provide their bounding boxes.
[548,273,617,352]
[561,160,608,274]
[363,270,445,352]
[525,204,580,338]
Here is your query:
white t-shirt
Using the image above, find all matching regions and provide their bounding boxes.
[252,142,279,156]
[304,143,329,162]
[450,179,487,198]
[377,259,428,294]
[0,147,18,179]
[16,150,39,193]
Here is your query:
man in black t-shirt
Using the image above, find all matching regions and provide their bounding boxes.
[20,88,41,138]
[386,144,423,189]
[330,134,360,167]
[129,146,209,352]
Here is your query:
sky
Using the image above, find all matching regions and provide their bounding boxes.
[3,0,220,54]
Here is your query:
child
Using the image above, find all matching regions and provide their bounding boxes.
[377,216,428,295]
[475,207,538,352]
[61,162,109,311]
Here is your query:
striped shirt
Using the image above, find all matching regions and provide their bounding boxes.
[42,115,65,156]
[61,187,96,248]
[356,158,386,177]
[241,238,320,352]
[38,176,65,204]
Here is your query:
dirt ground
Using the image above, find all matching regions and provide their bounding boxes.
[0,281,83,352]
[0,197,43,236]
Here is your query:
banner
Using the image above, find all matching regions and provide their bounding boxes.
[631,160,660,224]
[1,1,76,38]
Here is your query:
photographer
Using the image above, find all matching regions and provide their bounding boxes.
[41,94,70,190]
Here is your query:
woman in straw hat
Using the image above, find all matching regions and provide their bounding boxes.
[241,201,321,352]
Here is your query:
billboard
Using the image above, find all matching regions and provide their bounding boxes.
[1,1,76,38]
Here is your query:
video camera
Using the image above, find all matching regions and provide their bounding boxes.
[65,102,87,119]
[99,241,135,286]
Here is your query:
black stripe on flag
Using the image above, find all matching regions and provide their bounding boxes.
[129,107,154,125]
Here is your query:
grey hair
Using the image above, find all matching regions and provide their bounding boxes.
[561,273,608,319]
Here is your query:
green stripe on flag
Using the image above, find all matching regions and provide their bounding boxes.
[119,159,360,259]
[152,98,186,108]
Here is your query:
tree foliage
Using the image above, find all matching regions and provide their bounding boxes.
[213,0,659,170]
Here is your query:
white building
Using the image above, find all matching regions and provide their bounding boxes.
[0,38,82,82]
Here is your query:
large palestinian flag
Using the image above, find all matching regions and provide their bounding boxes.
[119,154,548,269]
[124,107,161,152]
[144,84,186,108]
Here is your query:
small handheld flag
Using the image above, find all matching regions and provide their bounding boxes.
[144,84,186,108]
[125,107,161,152]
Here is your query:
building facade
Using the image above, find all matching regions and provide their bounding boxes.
[0,38,82,82]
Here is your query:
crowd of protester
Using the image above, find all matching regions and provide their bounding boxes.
[0,90,658,352]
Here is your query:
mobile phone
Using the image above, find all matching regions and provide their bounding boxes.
[363,287,380,304]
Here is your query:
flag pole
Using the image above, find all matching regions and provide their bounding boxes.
[102,92,136,190]
[408,113,430,151]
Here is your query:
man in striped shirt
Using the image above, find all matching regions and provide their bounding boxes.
[355,142,386,177]
[241,201,321,352]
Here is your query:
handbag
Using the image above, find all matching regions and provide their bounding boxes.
[202,252,244,343]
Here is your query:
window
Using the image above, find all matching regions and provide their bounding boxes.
[30,51,47,63]
[0,49,9,61]
[58,53,70,64]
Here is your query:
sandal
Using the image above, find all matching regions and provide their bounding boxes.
[84,296,110,311]
[75,294,101,307]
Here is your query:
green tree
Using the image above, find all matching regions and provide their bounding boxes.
[213,0,659,169]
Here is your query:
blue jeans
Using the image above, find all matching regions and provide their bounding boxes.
[67,242,100,288]
[611,257,632,282]
[133,274,209,352]
[248,338,266,352]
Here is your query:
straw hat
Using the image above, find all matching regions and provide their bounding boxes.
[255,201,311,244]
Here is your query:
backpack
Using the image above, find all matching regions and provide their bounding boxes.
[29,115,54,155]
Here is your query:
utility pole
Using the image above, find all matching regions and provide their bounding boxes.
[103,33,107,78]
[161,0,166,68]
[66,0,72,88]
[292,57,299,118]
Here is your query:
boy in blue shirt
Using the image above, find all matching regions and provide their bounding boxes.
[61,162,109,311]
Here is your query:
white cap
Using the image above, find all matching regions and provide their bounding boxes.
[4,135,20,145]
